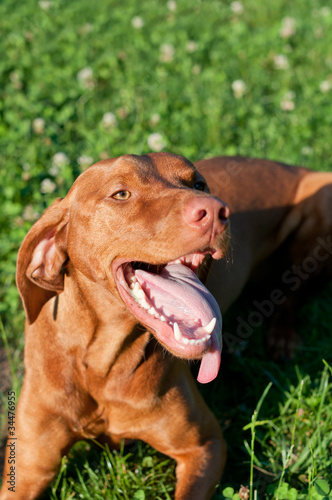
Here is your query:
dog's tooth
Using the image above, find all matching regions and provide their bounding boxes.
[130,283,135,290]
[136,288,145,299]
[133,282,145,298]
[130,276,137,283]
[189,339,197,345]
[182,337,189,345]
[148,307,157,316]
[203,317,216,334]
[173,322,182,341]
[140,297,150,310]
[160,315,166,322]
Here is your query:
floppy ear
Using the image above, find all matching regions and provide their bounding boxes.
[16,198,69,324]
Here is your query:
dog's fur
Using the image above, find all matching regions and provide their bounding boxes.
[1,153,332,499]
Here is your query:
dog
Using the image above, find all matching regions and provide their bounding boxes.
[1,153,331,499]
[1,153,229,500]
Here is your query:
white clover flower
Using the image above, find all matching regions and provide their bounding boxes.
[40,178,57,194]
[147,133,166,151]
[102,112,118,128]
[9,71,23,89]
[39,0,52,10]
[186,41,197,53]
[167,0,177,11]
[192,64,201,75]
[32,117,45,134]
[116,107,128,119]
[131,16,144,29]
[77,67,93,81]
[231,79,247,98]
[320,80,331,93]
[301,146,313,155]
[230,1,244,14]
[79,23,93,35]
[77,66,95,89]
[280,17,296,38]
[149,113,161,126]
[280,92,295,111]
[52,152,69,168]
[280,100,294,111]
[49,166,59,176]
[78,155,93,168]
[285,90,296,100]
[21,172,31,181]
[160,44,175,63]
[320,6,331,16]
[273,54,290,70]
[23,205,40,222]
[9,71,20,83]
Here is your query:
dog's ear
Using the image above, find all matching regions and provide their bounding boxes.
[16,198,69,324]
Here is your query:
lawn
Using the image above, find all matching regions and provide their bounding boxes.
[0,0,332,498]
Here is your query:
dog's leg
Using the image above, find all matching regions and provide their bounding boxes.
[171,427,226,500]
[140,380,226,500]
[0,394,74,500]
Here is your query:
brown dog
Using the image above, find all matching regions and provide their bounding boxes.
[1,153,332,499]
[1,153,229,500]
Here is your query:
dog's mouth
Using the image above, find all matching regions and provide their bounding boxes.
[112,251,222,384]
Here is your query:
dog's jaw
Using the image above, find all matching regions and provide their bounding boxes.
[112,252,223,383]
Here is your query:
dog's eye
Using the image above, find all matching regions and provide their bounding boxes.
[193,181,206,192]
[112,190,131,200]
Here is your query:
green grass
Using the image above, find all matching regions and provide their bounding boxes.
[1,0,332,498]
[46,441,175,500]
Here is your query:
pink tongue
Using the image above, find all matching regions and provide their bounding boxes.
[197,333,221,384]
[135,263,222,383]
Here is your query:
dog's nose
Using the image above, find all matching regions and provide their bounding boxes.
[184,196,229,232]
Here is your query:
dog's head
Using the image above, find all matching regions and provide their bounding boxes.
[17,152,230,383]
